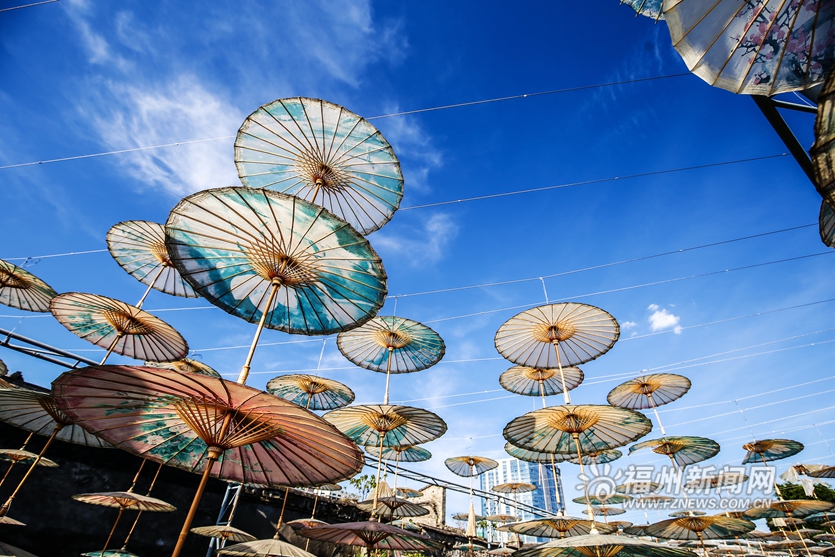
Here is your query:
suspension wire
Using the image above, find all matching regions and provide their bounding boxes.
[0,73,690,171]
[0,0,58,12]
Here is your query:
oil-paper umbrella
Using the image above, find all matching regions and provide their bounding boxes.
[573,494,632,506]
[630,436,720,468]
[644,516,756,553]
[446,456,499,529]
[493,481,537,546]
[499,365,584,404]
[106,220,198,304]
[567,449,623,466]
[50,292,188,364]
[812,69,835,211]
[504,404,651,522]
[0,543,37,557]
[52,365,364,557]
[337,316,444,404]
[0,432,58,489]
[616,481,662,495]
[143,358,220,378]
[607,374,691,436]
[0,259,58,313]
[234,97,403,236]
[495,303,620,404]
[665,0,835,95]
[620,0,663,21]
[0,387,111,518]
[513,532,697,557]
[217,538,315,557]
[366,444,432,463]
[189,525,256,543]
[504,442,572,464]
[820,201,835,248]
[165,186,387,384]
[742,438,804,464]
[356,495,429,518]
[266,374,355,410]
[500,516,617,539]
[809,466,835,478]
[298,521,441,552]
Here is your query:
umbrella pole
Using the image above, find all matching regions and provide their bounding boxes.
[571,433,595,527]
[99,332,124,365]
[171,446,223,557]
[696,531,707,555]
[101,507,124,554]
[135,265,166,309]
[788,513,813,557]
[383,349,393,405]
[0,432,34,488]
[393,452,402,492]
[0,422,62,517]
[272,487,290,539]
[371,435,386,519]
[647,393,666,436]
[237,281,280,385]
[552,342,570,405]
[121,462,164,549]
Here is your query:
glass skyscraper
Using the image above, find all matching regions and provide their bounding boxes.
[479,458,565,544]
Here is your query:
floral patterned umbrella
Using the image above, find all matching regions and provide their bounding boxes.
[500,516,617,538]
[742,438,804,464]
[665,0,835,95]
[499,365,584,403]
[165,186,387,384]
[50,292,188,364]
[234,97,404,235]
[513,533,697,557]
[0,259,58,313]
[494,303,620,404]
[644,516,756,552]
[298,521,441,552]
[630,436,720,468]
[266,374,355,410]
[337,316,444,404]
[144,358,220,378]
[620,0,663,21]
[52,364,363,557]
[106,220,199,304]
[607,374,691,435]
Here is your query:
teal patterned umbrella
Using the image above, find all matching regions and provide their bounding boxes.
[106,220,199,303]
[266,374,355,410]
[513,533,697,557]
[621,0,663,21]
[630,436,720,468]
[607,374,691,436]
[235,97,403,235]
[0,258,58,313]
[741,438,804,464]
[567,449,623,466]
[337,316,444,404]
[365,444,431,463]
[666,0,835,95]
[504,442,572,464]
[144,358,221,378]
[644,516,756,553]
[445,456,499,478]
[500,517,617,538]
[744,500,834,520]
[324,405,446,449]
[572,494,632,506]
[165,187,387,384]
[499,365,584,401]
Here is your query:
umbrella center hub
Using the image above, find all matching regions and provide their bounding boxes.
[173,399,285,449]
[37,396,74,426]
[246,246,318,286]
[549,409,598,433]
[103,309,155,335]
[373,330,412,349]
[575,545,624,557]
[150,239,172,265]
[299,377,330,395]
[296,153,349,192]
[635,381,658,395]
[653,441,683,455]
[0,269,29,290]
[522,368,556,381]
[533,321,577,343]
[361,409,408,432]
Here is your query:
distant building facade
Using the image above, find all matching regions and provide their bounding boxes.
[479,458,565,544]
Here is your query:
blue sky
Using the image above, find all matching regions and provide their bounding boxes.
[1,0,833,529]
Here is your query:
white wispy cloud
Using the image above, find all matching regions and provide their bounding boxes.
[372,212,459,267]
[621,320,637,329]
[376,114,443,193]
[647,304,682,334]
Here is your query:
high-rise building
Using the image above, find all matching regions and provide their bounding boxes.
[479,458,565,544]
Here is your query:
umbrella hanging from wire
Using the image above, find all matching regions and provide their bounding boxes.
[446,455,499,550]
[644,516,756,553]
[50,292,189,364]
[742,438,804,498]
[813,69,835,213]
[189,525,256,544]
[0,259,58,313]
[617,481,662,495]
[298,520,442,553]
[499,365,584,404]
[165,186,388,385]
[337,315,444,404]
[500,516,617,539]
[630,436,720,468]
[143,358,220,378]
[620,0,663,21]
[266,374,355,410]
[607,373,691,436]
[513,532,697,557]
[567,449,623,466]
[495,303,620,404]
[0,432,58,489]
[665,0,835,95]
[52,365,364,557]
[504,442,573,464]
[106,220,199,304]
[234,96,404,235]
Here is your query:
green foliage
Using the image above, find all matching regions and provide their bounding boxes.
[777,482,835,503]
[348,473,378,499]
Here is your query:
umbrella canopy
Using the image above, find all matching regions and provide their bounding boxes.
[0,259,57,313]
[298,521,440,551]
[493,482,537,495]
[190,524,257,542]
[607,374,691,409]
[616,482,662,495]
[620,0,663,21]
[50,292,188,363]
[217,538,316,557]
[81,552,139,557]
[445,456,499,477]
[144,358,220,378]
[513,533,697,557]
[745,500,835,519]
[0,449,58,467]
[337,316,445,374]
[610,521,633,529]
[286,518,329,530]
[665,0,835,95]
[366,444,432,462]
[72,491,175,512]
[486,514,518,523]
[494,303,619,379]
[806,511,835,524]
[106,220,199,300]
[630,436,720,467]
[266,374,355,410]
[504,405,652,455]
[622,524,651,536]
[454,512,486,522]
[499,516,615,538]
[644,516,756,541]
[589,506,627,516]
[234,96,403,235]
[499,365,584,398]
[572,494,632,506]
[813,69,835,210]
[53,365,364,486]
[742,439,804,464]
[487,548,515,556]
[684,473,748,491]
[165,186,387,337]
[808,466,835,478]
[323,404,447,448]
[505,442,572,464]
[820,201,835,248]
[669,511,706,518]
[0,543,38,557]
[356,495,429,517]
[567,449,623,466]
